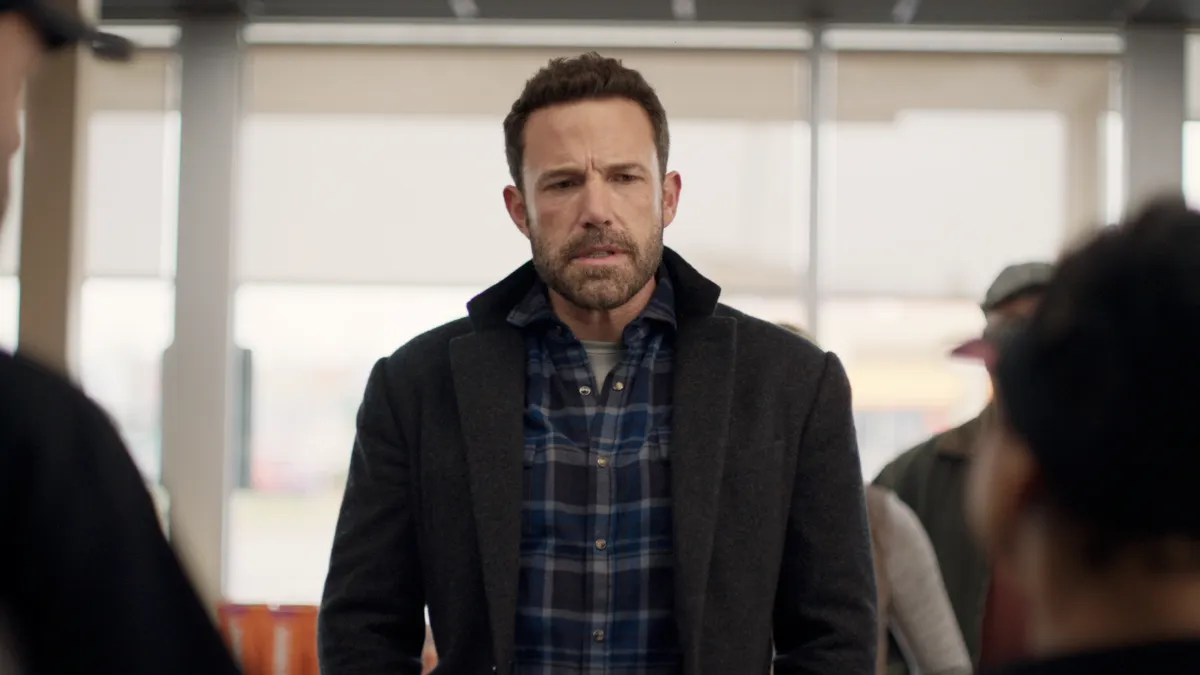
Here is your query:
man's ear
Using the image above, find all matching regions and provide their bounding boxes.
[504,185,531,238]
[661,171,681,227]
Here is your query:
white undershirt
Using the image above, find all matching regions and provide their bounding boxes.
[580,340,626,388]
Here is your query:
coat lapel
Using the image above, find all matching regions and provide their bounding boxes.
[450,328,527,668]
[670,315,736,666]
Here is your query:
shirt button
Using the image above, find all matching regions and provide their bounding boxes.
[579,385,592,396]
[595,539,607,551]
[613,381,625,391]
[592,629,606,643]
[596,456,609,468]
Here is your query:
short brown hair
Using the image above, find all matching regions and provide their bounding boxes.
[503,52,670,188]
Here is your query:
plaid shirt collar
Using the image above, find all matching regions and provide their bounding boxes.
[506,266,678,338]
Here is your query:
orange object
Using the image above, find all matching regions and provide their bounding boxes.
[218,604,274,674]
[217,603,319,675]
[270,605,319,675]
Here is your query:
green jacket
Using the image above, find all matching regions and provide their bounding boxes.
[873,411,991,675]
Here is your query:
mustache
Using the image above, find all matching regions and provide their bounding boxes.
[562,230,638,259]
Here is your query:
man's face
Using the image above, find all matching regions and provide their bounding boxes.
[503,97,681,312]
[983,292,1042,387]
[985,292,1042,334]
[0,13,40,222]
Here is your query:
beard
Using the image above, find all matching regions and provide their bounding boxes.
[531,219,664,312]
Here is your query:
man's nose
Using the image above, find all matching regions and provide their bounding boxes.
[579,176,614,227]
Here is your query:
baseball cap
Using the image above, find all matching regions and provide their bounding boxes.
[950,262,1054,360]
[948,316,1027,367]
[2,0,134,61]
[980,261,1054,313]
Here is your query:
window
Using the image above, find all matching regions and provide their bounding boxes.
[1184,122,1200,206]
[0,277,17,350]
[79,279,174,478]
[824,51,1115,473]
[228,44,811,604]
[819,298,989,478]
[77,52,178,480]
[1,112,23,349]
[1103,111,1123,223]
[1,113,23,279]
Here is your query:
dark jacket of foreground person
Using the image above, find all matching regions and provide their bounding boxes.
[0,351,242,674]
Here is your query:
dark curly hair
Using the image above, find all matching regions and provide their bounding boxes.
[996,192,1200,569]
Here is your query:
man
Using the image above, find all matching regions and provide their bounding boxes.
[319,53,876,675]
[0,3,241,673]
[967,196,1200,674]
[874,261,1052,673]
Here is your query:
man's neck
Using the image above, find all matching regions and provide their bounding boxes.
[1031,574,1200,657]
[550,279,657,343]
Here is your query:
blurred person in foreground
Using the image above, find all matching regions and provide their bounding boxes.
[0,3,241,673]
[776,324,970,675]
[966,195,1200,674]
[875,262,1053,673]
[319,53,876,675]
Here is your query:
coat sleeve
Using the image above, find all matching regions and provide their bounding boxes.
[773,352,878,675]
[318,356,426,675]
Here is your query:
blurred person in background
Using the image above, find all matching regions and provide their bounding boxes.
[319,52,876,675]
[0,2,241,673]
[867,485,972,675]
[776,323,970,675]
[874,262,1052,673]
[966,196,1200,674]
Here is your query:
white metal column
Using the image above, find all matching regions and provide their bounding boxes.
[805,24,827,336]
[1122,25,1186,211]
[160,17,244,610]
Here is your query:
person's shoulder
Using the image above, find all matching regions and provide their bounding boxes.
[867,484,917,522]
[873,432,941,489]
[715,304,825,360]
[384,316,473,363]
[368,316,480,393]
[865,484,916,540]
[0,350,95,416]
[0,351,123,458]
[874,413,983,495]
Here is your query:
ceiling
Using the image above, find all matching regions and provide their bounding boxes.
[99,0,1200,26]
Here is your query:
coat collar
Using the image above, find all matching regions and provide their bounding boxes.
[934,405,994,457]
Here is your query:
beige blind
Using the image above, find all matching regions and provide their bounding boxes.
[91,49,175,112]
[835,52,1113,121]
[247,46,808,120]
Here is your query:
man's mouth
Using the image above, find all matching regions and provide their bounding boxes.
[573,246,626,260]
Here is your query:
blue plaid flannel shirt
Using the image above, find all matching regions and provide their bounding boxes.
[507,269,681,675]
